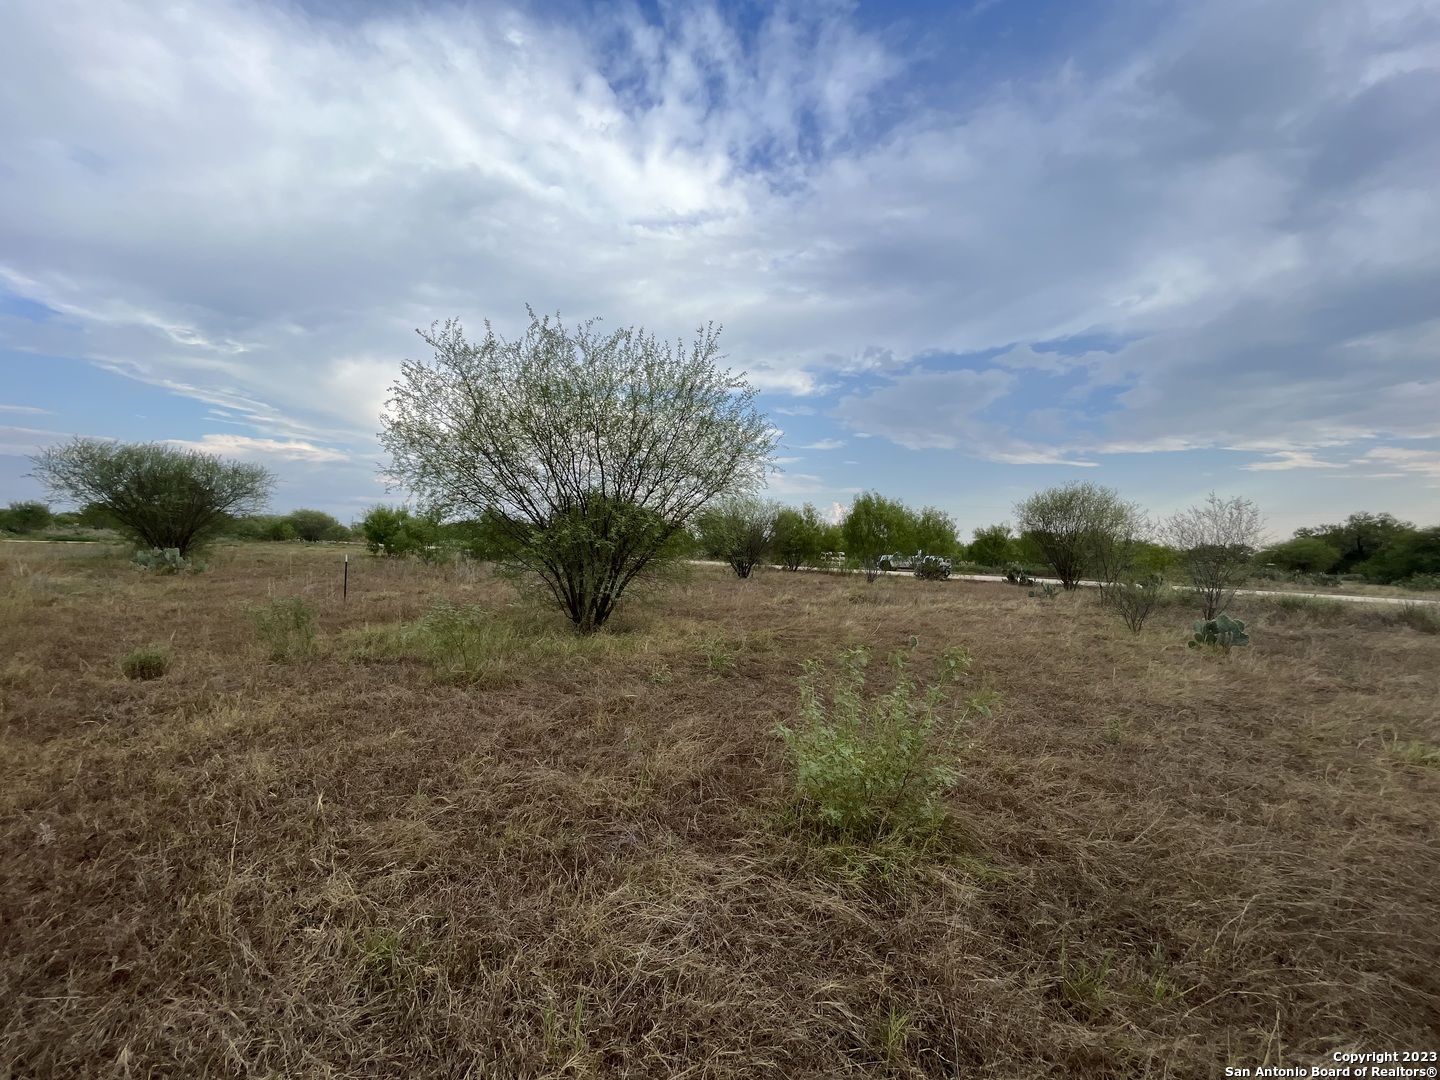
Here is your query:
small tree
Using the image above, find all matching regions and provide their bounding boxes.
[772,503,827,571]
[912,506,960,559]
[0,500,53,534]
[1259,536,1342,574]
[696,495,778,578]
[284,508,348,542]
[359,504,441,557]
[842,491,914,581]
[968,524,1016,568]
[1089,505,1151,603]
[30,439,274,557]
[1356,525,1440,584]
[1296,511,1413,574]
[1014,482,1145,591]
[1165,493,1264,620]
[379,309,776,633]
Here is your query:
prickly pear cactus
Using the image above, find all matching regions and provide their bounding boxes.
[133,547,198,574]
[1188,614,1250,653]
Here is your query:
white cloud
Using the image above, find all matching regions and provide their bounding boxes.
[0,0,1435,480]
[166,435,349,462]
[1242,451,1346,471]
[801,438,846,450]
[762,471,829,496]
[0,404,51,415]
[1355,447,1440,478]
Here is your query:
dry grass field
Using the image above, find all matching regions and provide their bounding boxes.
[2,544,1438,1078]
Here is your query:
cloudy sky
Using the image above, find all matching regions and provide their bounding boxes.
[2,0,1438,539]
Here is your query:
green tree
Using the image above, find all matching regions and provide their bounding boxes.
[1014,482,1146,591]
[1164,493,1265,620]
[912,506,959,559]
[379,309,776,633]
[696,495,778,578]
[359,504,442,557]
[225,514,296,541]
[286,508,349,542]
[967,523,1016,568]
[1351,526,1440,584]
[1297,511,1413,573]
[841,491,914,580]
[772,503,827,571]
[0,500,53,534]
[30,439,274,557]
[1259,536,1343,574]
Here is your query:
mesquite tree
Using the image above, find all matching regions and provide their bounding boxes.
[695,495,779,578]
[30,439,274,557]
[1014,482,1146,591]
[380,309,776,633]
[1164,493,1264,620]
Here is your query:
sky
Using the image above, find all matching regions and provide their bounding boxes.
[2,0,1438,541]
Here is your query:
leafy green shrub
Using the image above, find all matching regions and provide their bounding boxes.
[967,524,1016,568]
[248,596,317,661]
[777,641,995,840]
[286,508,351,542]
[1188,614,1250,654]
[413,603,513,681]
[1400,573,1440,591]
[359,504,442,558]
[120,644,171,680]
[133,547,203,573]
[0,500,53,534]
[1256,537,1343,574]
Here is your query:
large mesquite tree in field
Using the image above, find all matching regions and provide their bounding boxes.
[380,309,777,633]
[31,439,274,557]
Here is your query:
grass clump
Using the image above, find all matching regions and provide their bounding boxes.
[247,595,317,661]
[119,644,171,680]
[1058,937,1114,1018]
[1391,603,1440,635]
[777,639,994,841]
[1385,737,1440,768]
[413,602,516,682]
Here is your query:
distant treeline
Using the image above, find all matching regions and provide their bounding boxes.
[4,497,1436,588]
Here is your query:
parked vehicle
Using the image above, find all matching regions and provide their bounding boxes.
[878,552,952,579]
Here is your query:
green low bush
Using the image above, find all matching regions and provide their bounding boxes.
[777,640,996,840]
[412,603,516,682]
[120,644,171,680]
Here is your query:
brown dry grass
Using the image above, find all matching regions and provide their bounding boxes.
[2,545,1437,1078]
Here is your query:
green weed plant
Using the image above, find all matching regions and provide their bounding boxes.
[777,639,995,841]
